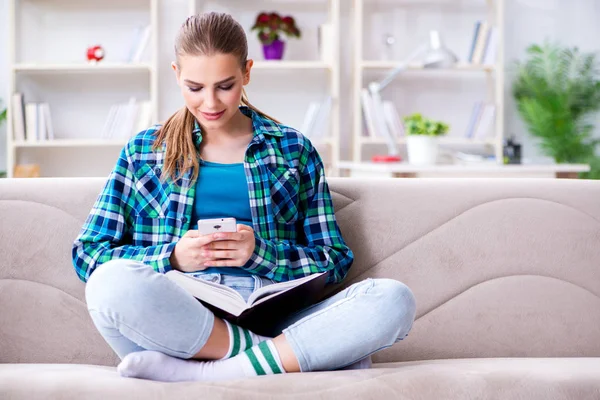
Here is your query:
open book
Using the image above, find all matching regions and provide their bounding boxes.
[165,270,328,334]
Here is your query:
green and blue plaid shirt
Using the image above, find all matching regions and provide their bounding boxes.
[72,107,354,284]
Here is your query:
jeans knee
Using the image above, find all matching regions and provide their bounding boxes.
[85,259,155,311]
[370,278,416,340]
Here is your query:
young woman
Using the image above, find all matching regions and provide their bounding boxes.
[73,12,416,382]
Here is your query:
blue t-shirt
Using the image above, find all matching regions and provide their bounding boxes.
[190,160,253,276]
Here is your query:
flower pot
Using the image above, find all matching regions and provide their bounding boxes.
[406,135,439,165]
[262,39,285,60]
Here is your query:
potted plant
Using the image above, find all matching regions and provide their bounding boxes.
[0,100,6,178]
[403,113,449,165]
[251,12,301,60]
[513,41,600,179]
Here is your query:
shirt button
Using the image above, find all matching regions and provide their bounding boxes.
[211,276,219,283]
[182,217,187,223]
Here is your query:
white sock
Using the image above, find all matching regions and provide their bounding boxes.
[118,340,286,382]
[222,320,271,359]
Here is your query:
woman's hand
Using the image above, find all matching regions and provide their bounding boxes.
[200,224,256,268]
[169,229,221,272]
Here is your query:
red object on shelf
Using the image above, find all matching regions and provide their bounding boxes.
[86,45,105,63]
[371,154,402,163]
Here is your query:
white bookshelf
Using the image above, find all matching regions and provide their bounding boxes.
[12,139,129,148]
[351,0,505,164]
[12,63,155,74]
[6,0,159,177]
[6,1,341,177]
[191,0,342,174]
[252,61,332,70]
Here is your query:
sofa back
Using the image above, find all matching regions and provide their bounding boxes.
[1,177,600,366]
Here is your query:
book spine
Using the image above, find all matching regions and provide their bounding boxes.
[11,93,26,142]
[25,103,38,143]
[472,21,490,64]
[468,21,482,63]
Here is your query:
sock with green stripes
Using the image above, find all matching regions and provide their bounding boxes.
[117,340,286,382]
[222,320,271,359]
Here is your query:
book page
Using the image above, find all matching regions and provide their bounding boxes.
[165,271,247,316]
[247,272,326,306]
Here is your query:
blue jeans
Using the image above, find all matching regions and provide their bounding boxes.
[86,259,416,372]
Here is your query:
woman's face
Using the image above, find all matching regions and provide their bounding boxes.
[173,53,252,131]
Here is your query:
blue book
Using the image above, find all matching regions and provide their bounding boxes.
[468,21,482,63]
[465,101,484,138]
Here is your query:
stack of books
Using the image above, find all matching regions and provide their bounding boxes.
[360,89,404,139]
[101,98,153,139]
[11,93,54,142]
[467,21,498,65]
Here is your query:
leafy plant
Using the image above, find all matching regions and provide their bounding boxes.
[403,113,449,136]
[251,12,301,46]
[0,101,6,126]
[513,41,600,179]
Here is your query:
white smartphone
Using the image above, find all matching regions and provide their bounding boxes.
[197,217,237,235]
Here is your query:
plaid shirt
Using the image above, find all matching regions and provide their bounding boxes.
[72,107,354,284]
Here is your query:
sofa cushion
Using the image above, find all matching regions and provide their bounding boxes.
[1,358,599,400]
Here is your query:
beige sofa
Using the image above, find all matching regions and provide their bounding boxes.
[1,177,600,399]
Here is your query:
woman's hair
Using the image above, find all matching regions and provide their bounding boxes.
[154,12,278,183]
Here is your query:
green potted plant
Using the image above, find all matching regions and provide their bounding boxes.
[403,113,449,165]
[251,12,301,60]
[0,100,6,178]
[513,41,600,179]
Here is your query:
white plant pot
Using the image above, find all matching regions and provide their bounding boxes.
[406,135,439,165]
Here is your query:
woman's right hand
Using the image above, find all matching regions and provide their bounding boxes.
[169,230,219,272]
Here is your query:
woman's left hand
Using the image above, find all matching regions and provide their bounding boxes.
[200,224,256,267]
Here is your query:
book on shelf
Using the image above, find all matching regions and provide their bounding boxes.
[41,103,55,141]
[24,103,37,142]
[465,101,496,139]
[126,25,151,63]
[467,21,497,65]
[360,89,389,139]
[473,104,496,139]
[23,102,54,142]
[12,94,55,143]
[165,270,328,335]
[464,101,484,138]
[11,93,26,142]
[101,98,153,140]
[301,96,332,140]
[467,21,482,63]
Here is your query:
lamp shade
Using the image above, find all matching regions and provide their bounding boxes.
[422,30,458,68]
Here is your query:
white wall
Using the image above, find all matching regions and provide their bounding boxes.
[0,0,8,173]
[1,0,599,173]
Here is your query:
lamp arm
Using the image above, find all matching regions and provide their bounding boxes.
[369,44,426,94]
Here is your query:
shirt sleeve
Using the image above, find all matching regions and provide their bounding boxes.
[71,144,176,283]
[242,147,354,284]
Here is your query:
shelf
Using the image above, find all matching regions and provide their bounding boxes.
[252,61,331,70]
[13,63,154,74]
[13,139,128,148]
[361,61,495,72]
[337,161,591,174]
[359,137,497,145]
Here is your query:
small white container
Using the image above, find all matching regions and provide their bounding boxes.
[406,135,439,165]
